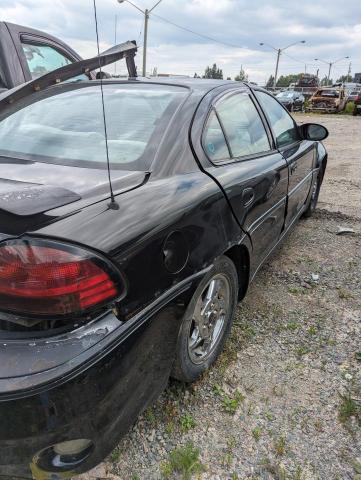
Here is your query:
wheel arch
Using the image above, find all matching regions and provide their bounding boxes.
[223,243,250,301]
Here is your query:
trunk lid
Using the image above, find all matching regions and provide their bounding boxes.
[0,158,147,234]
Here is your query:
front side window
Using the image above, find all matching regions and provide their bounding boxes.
[21,42,72,79]
[203,110,230,162]
[215,93,270,158]
[0,84,187,170]
[255,91,299,148]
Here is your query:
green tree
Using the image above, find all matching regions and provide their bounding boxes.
[320,75,332,86]
[276,73,303,88]
[203,63,223,79]
[336,74,353,83]
[193,72,200,78]
[235,66,248,82]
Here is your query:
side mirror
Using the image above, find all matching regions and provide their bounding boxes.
[300,123,329,141]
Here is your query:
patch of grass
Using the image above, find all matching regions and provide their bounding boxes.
[179,414,196,433]
[355,351,361,362]
[288,286,304,295]
[286,321,299,331]
[338,394,361,426]
[274,435,287,457]
[161,442,205,480]
[307,325,318,335]
[110,446,122,463]
[337,287,352,300]
[252,426,262,442]
[296,345,310,358]
[165,421,175,435]
[222,390,245,414]
[144,406,157,425]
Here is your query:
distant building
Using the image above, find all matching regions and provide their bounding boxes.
[354,73,361,83]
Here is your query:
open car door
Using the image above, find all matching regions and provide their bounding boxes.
[0,40,138,110]
[0,21,86,91]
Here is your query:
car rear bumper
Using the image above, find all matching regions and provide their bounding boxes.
[0,276,200,479]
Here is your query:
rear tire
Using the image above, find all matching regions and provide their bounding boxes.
[171,256,238,383]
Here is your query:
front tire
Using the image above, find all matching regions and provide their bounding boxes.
[171,256,238,383]
[303,171,322,218]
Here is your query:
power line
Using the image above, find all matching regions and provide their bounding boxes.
[150,12,246,50]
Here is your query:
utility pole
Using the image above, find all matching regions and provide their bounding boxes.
[315,56,350,86]
[347,62,352,81]
[114,15,117,75]
[118,0,163,77]
[259,40,306,90]
[143,9,149,77]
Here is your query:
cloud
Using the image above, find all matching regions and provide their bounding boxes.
[2,0,360,83]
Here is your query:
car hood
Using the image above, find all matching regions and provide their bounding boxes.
[0,157,146,218]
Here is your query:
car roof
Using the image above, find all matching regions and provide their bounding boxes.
[98,77,241,93]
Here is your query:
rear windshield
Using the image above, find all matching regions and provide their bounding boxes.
[0,83,187,170]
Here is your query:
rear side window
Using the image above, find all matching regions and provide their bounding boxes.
[215,93,270,158]
[203,110,230,161]
[255,91,299,148]
[21,42,72,79]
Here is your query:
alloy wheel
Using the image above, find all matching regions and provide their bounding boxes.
[187,273,230,365]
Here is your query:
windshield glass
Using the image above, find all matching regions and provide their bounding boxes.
[276,92,294,99]
[0,83,187,170]
[317,89,339,98]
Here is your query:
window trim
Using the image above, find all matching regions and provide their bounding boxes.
[201,88,274,166]
[252,88,302,151]
[201,107,232,163]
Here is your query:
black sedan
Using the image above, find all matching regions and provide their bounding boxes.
[0,53,328,479]
[276,90,305,112]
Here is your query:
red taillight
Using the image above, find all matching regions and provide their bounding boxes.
[0,240,123,316]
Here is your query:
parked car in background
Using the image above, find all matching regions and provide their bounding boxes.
[307,87,347,113]
[0,44,329,479]
[352,92,361,115]
[276,91,305,112]
[347,89,361,102]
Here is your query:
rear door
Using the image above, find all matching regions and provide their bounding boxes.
[0,22,83,89]
[254,90,315,229]
[193,86,289,266]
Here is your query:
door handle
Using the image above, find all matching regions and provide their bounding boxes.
[242,187,255,207]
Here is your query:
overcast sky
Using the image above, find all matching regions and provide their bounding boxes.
[2,0,361,83]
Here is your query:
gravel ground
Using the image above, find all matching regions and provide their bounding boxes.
[77,114,361,480]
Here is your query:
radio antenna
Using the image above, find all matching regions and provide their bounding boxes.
[92,0,119,210]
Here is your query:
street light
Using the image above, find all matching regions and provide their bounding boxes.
[118,0,163,76]
[314,56,350,85]
[259,40,306,89]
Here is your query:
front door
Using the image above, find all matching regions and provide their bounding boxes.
[254,90,315,229]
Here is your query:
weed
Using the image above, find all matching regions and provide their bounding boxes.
[288,286,304,295]
[222,390,245,414]
[252,426,262,442]
[339,394,361,426]
[296,345,309,358]
[110,447,122,463]
[144,406,157,425]
[337,287,352,300]
[355,351,361,362]
[307,325,318,335]
[274,435,286,456]
[165,421,175,435]
[286,321,299,331]
[179,414,196,432]
[161,442,205,479]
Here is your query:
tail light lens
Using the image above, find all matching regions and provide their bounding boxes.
[0,238,124,317]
